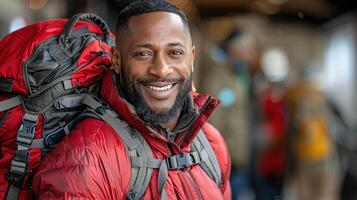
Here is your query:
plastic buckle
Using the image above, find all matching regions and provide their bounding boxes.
[126,192,136,200]
[167,153,192,170]
[16,117,38,146]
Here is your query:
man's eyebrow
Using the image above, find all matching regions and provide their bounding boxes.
[132,42,186,49]
[133,43,153,49]
[167,42,185,47]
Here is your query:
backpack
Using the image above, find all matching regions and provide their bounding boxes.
[285,81,333,164]
[82,95,222,200]
[0,13,113,200]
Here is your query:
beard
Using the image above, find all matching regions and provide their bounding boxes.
[118,68,192,125]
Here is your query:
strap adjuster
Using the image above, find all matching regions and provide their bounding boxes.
[6,159,27,188]
[6,172,25,188]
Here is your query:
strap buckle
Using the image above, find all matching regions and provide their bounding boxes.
[16,114,38,147]
[166,152,200,170]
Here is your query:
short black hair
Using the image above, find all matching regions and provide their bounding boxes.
[116,0,189,34]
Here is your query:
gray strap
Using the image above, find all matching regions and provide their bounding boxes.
[6,184,20,200]
[0,96,21,112]
[131,157,162,168]
[196,130,222,186]
[128,128,154,200]
[30,139,44,148]
[158,160,168,200]
[6,113,39,200]
[82,96,138,148]
[82,96,154,200]
[22,113,39,123]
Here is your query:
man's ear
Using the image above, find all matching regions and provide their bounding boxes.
[190,45,196,72]
[111,47,121,74]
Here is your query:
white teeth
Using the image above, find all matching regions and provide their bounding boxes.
[147,84,173,91]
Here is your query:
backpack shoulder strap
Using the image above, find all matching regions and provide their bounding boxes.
[191,130,222,187]
[82,95,156,200]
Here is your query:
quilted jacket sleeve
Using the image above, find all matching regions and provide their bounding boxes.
[33,118,131,200]
[202,123,232,200]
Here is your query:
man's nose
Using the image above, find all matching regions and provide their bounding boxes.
[148,53,173,77]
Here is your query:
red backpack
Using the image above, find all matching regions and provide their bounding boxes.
[0,13,113,200]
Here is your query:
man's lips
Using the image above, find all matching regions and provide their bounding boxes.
[145,83,174,91]
[140,82,179,100]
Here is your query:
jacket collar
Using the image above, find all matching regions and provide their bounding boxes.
[100,70,220,150]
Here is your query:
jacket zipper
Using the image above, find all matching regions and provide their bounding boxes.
[183,169,202,200]
[165,129,202,200]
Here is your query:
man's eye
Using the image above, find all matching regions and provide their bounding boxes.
[169,50,184,57]
[134,52,151,58]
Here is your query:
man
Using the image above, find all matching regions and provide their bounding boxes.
[33,0,231,199]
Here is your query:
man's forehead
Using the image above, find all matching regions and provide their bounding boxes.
[117,12,191,46]
[128,12,185,31]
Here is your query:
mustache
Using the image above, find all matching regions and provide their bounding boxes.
[137,78,184,84]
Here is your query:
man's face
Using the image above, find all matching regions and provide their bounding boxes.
[113,12,195,123]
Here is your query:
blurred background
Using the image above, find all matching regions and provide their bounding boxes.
[1,0,357,199]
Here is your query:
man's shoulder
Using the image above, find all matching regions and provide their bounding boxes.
[65,117,121,148]
[48,117,128,158]
[201,123,226,147]
[34,118,132,198]
[39,117,129,169]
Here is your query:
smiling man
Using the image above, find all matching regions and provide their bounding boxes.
[33,0,231,199]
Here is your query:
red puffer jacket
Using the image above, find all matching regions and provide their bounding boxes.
[33,70,232,200]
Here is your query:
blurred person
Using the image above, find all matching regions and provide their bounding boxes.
[198,28,259,200]
[284,67,339,200]
[252,48,289,200]
[32,0,232,199]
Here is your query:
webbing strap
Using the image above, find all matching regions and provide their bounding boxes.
[82,96,140,149]
[130,157,161,168]
[82,96,154,200]
[30,139,44,148]
[158,161,168,200]
[6,113,39,200]
[0,96,21,112]
[6,184,20,200]
[194,130,222,186]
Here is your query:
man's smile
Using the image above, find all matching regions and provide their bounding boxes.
[141,81,179,100]
[146,84,174,91]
